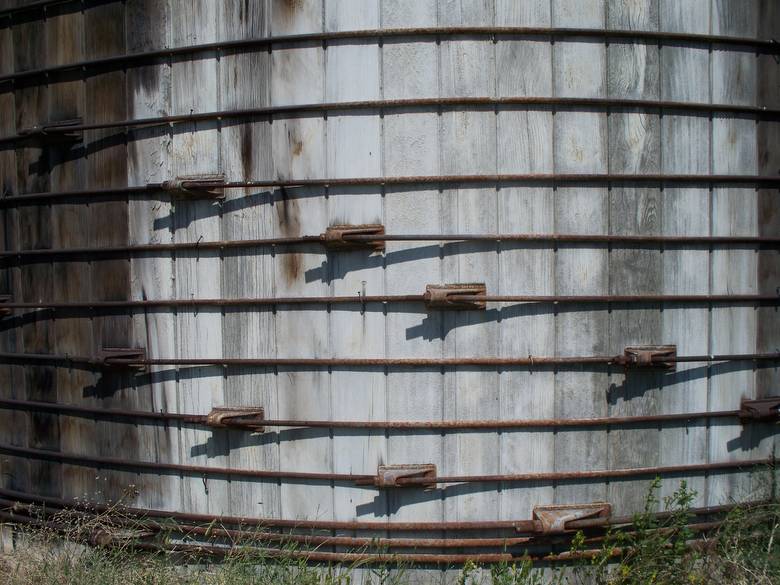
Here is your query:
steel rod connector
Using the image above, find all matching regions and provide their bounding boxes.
[424,283,487,310]
[205,407,265,432]
[614,345,677,371]
[739,397,780,423]
[323,224,385,251]
[532,502,612,534]
[17,118,83,144]
[0,295,10,317]
[161,174,226,200]
[96,348,147,372]
[358,464,438,490]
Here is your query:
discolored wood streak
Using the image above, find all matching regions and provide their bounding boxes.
[13,2,60,499]
[84,1,132,504]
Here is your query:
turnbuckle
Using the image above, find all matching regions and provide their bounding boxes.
[322,224,385,252]
[0,295,11,317]
[614,345,677,371]
[531,502,612,534]
[96,347,147,372]
[357,464,438,490]
[161,173,226,200]
[739,397,780,423]
[17,118,83,145]
[205,407,265,432]
[424,283,487,310]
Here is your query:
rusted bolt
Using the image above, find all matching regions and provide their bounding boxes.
[424,284,487,310]
[17,117,83,144]
[357,464,438,490]
[532,502,612,534]
[205,407,265,432]
[615,345,677,371]
[739,397,780,423]
[322,224,385,251]
[96,347,148,372]
[161,173,226,200]
[0,295,11,317]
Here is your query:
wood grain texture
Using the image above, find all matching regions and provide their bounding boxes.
[218,0,277,520]
[657,0,710,508]
[13,3,59,498]
[270,0,331,527]
[0,0,27,498]
[126,0,177,511]
[168,0,225,516]
[709,0,760,505]
[45,1,95,503]
[552,0,610,508]
[606,0,663,515]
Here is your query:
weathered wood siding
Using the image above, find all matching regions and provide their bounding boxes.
[0,0,777,578]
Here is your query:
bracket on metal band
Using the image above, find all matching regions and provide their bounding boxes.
[616,345,677,371]
[17,118,83,144]
[162,173,226,200]
[424,283,487,310]
[739,397,780,423]
[96,347,147,372]
[363,464,437,490]
[89,527,155,547]
[0,295,11,317]
[322,224,385,252]
[532,502,612,534]
[206,407,265,432]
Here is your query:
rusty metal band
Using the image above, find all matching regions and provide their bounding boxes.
[0,0,116,19]
[0,397,743,430]
[0,486,756,533]
[2,174,779,207]
[0,26,777,84]
[2,233,779,263]
[1,350,778,368]
[0,443,770,485]
[1,294,777,312]
[1,97,778,146]
[0,501,724,552]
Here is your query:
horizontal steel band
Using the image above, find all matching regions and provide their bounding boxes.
[0,26,776,84]
[0,443,769,486]
[0,397,743,430]
[2,97,778,144]
[0,294,776,311]
[0,0,118,19]
[2,233,779,262]
[1,351,778,369]
[2,174,779,207]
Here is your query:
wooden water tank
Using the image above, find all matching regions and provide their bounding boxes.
[0,0,778,577]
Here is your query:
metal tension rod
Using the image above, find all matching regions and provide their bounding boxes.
[2,397,777,431]
[0,443,770,486]
[2,97,778,145]
[0,486,759,533]
[0,350,778,369]
[0,26,776,84]
[2,173,779,207]
[2,233,779,263]
[0,294,776,312]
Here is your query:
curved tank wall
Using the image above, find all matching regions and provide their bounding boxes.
[0,0,779,577]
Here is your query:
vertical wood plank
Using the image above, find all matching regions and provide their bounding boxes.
[494,0,556,528]
[126,0,177,512]
[46,0,95,503]
[709,0,759,505]
[0,0,27,497]
[218,0,277,520]
[325,1,386,547]
[168,0,225,515]
[658,0,710,508]
[381,1,443,581]
[552,0,610,507]
[270,0,331,523]
[606,0,664,514]
[13,4,59,499]
[438,1,499,536]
